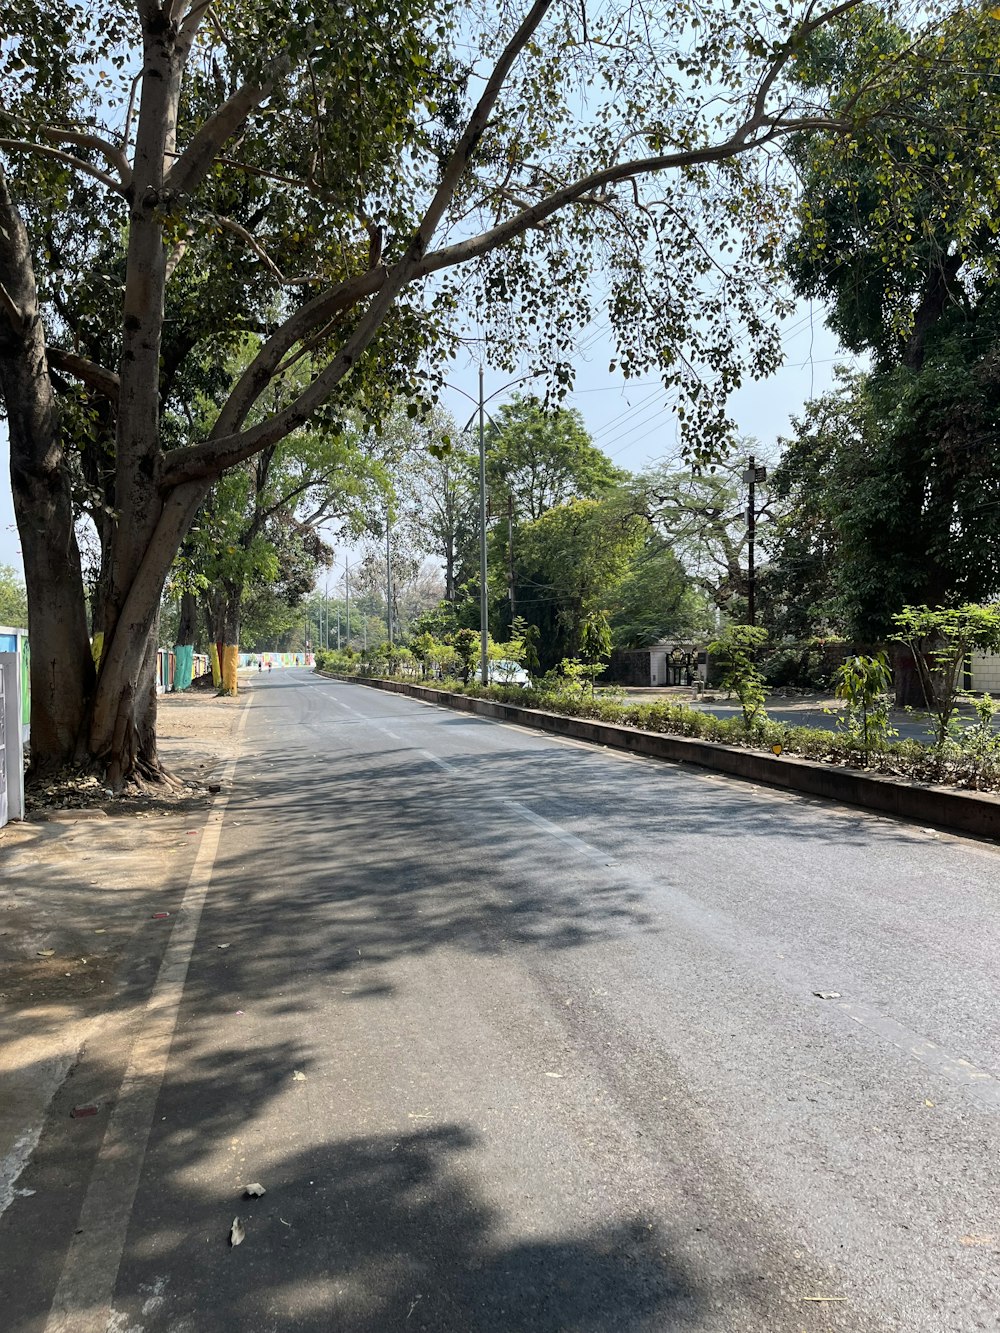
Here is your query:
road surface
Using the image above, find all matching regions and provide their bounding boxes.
[5,669,999,1331]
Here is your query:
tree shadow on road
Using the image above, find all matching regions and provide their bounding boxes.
[111,1118,717,1332]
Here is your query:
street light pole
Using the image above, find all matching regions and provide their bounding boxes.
[344,562,351,650]
[448,367,545,689]
[743,454,767,627]
[478,365,489,687]
[386,515,393,647]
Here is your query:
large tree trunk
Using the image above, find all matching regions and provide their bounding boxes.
[87,18,187,781]
[208,581,242,696]
[173,589,198,690]
[88,480,208,780]
[0,167,95,774]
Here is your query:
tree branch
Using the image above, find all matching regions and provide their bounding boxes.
[177,0,216,59]
[161,0,557,486]
[163,78,275,198]
[0,280,24,330]
[42,126,133,188]
[46,348,120,401]
[212,214,320,286]
[0,139,126,194]
[159,0,867,492]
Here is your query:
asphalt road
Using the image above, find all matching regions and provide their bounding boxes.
[8,670,1000,1331]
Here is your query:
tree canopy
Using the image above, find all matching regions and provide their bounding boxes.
[2,0,995,780]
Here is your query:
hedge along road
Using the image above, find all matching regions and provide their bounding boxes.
[7,668,999,1332]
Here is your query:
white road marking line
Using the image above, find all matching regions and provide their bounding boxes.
[420,749,456,774]
[836,1001,1000,1111]
[315,683,1000,1108]
[501,800,615,866]
[43,693,254,1333]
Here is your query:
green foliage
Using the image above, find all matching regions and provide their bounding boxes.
[579,610,613,694]
[410,631,460,678]
[610,537,710,648]
[510,497,644,672]
[779,11,1000,638]
[892,603,1000,750]
[708,624,769,733]
[0,564,28,628]
[451,627,480,685]
[402,677,1000,794]
[314,648,357,675]
[635,458,750,617]
[959,694,1000,791]
[486,398,625,522]
[760,640,842,691]
[833,652,895,765]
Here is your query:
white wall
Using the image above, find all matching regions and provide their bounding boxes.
[970,654,1000,693]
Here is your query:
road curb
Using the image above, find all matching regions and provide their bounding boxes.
[320,673,1000,839]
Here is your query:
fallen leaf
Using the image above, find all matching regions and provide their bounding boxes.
[37,949,55,957]
[924,1099,935,1108]
[217,943,231,949]
[230,1217,245,1246]
[960,1233,998,1246]
[544,1072,563,1078]
[93,929,106,934]
[813,991,841,1000]
[292,1070,306,1082]
[243,1183,266,1198]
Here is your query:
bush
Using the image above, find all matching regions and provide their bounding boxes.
[329,653,1000,796]
[708,624,769,733]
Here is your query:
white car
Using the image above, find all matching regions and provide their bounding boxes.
[489,659,531,686]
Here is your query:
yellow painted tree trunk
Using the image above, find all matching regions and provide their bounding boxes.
[221,644,239,696]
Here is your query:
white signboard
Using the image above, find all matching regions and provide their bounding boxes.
[0,653,24,823]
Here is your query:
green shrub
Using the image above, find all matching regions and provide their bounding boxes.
[708,624,769,733]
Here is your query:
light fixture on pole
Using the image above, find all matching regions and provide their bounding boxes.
[478,365,489,686]
[742,455,767,627]
[385,514,393,646]
[451,368,545,688]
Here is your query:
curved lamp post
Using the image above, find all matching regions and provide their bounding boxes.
[449,368,544,686]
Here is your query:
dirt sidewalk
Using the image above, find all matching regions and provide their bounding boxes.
[0,687,249,1217]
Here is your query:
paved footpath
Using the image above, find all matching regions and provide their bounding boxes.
[2,670,999,1332]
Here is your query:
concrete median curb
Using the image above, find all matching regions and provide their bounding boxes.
[319,672,1000,839]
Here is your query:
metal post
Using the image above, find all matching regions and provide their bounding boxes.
[345,564,351,650]
[336,608,341,650]
[747,454,756,627]
[324,581,330,648]
[507,493,516,622]
[479,364,489,686]
[386,516,393,646]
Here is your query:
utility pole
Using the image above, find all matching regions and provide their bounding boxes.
[743,454,767,626]
[507,493,516,622]
[478,364,489,686]
[336,608,341,650]
[344,563,351,650]
[323,581,330,648]
[386,516,393,646]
